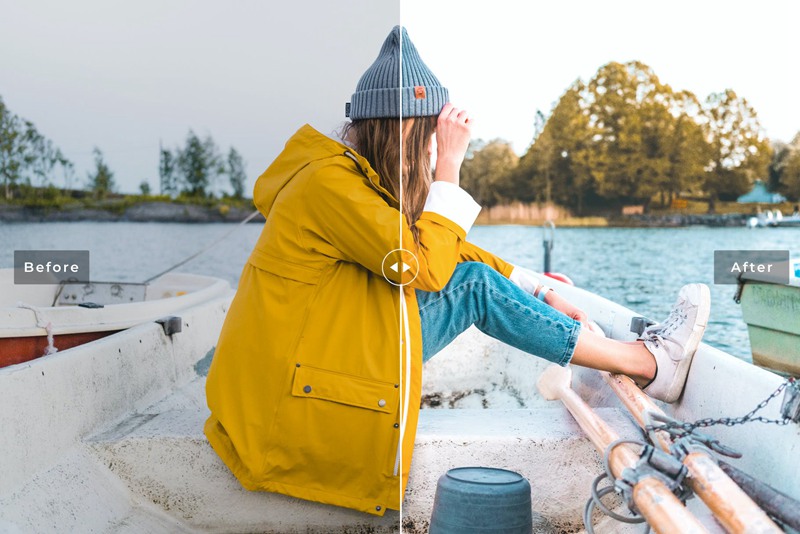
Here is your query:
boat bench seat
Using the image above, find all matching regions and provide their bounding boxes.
[88,378,400,533]
[86,377,641,533]
[407,405,641,533]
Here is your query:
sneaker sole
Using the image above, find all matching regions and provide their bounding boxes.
[662,283,711,402]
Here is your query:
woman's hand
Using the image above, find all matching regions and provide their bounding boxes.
[434,103,472,185]
[543,290,589,325]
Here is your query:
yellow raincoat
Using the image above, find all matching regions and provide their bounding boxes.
[205,124,513,515]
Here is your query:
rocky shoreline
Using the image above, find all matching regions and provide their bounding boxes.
[0,202,265,224]
[612,212,750,227]
[0,201,752,227]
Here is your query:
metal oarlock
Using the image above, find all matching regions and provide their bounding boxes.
[600,371,784,534]
[780,378,800,423]
[611,439,693,506]
[536,366,709,534]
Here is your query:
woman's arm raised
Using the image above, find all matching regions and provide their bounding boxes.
[299,160,480,292]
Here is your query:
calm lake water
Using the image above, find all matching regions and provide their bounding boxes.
[1,222,798,360]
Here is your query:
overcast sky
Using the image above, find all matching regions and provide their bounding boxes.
[2,0,798,195]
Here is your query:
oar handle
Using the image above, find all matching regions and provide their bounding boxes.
[600,372,783,534]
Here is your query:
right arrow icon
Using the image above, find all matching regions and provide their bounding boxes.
[390,262,411,273]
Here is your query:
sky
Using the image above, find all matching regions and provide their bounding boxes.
[1,0,798,195]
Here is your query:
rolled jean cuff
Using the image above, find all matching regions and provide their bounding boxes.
[557,319,582,367]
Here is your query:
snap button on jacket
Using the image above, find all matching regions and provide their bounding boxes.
[204,124,513,515]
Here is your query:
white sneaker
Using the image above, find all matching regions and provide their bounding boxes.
[641,283,711,403]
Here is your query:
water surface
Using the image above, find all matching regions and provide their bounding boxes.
[2,222,797,360]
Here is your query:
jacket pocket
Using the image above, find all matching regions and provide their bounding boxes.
[291,365,398,414]
[261,363,401,504]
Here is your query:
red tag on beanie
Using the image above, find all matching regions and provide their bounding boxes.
[414,86,426,99]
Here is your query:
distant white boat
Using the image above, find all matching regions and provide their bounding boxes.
[747,210,800,228]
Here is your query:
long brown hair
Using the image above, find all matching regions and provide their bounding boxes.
[342,116,437,245]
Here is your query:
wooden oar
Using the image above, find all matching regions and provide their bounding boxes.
[537,364,709,534]
[600,371,782,534]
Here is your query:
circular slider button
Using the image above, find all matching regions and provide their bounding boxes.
[381,248,419,287]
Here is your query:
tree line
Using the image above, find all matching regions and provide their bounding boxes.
[6,68,800,212]
[0,95,247,201]
[0,96,72,200]
[158,133,246,199]
[460,61,800,213]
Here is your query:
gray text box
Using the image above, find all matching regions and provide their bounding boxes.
[714,250,789,285]
[14,250,90,284]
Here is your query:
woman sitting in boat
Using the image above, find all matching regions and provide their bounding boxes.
[204,26,710,517]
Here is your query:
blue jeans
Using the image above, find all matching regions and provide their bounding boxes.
[415,262,581,365]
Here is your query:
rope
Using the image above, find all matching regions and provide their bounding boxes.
[17,302,59,356]
[143,209,261,283]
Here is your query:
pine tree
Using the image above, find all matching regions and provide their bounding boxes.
[159,144,177,196]
[176,131,222,198]
[227,147,247,199]
[87,147,115,199]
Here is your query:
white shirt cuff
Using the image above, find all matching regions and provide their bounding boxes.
[422,181,481,235]
[509,265,540,296]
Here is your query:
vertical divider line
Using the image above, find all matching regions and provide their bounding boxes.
[397,21,405,520]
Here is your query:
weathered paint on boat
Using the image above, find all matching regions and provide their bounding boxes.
[739,279,800,376]
[0,330,118,367]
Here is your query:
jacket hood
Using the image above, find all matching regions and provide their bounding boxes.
[253,124,397,217]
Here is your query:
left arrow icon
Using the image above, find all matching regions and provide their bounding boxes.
[390,262,411,273]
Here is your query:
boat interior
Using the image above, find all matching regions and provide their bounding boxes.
[0,277,797,533]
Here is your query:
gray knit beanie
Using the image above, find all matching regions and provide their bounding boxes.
[346,25,449,119]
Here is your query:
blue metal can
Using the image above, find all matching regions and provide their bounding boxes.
[429,467,532,533]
